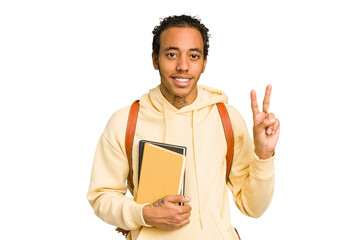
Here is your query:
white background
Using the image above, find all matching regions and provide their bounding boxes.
[1,0,359,239]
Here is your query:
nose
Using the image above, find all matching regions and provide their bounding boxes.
[176,56,189,72]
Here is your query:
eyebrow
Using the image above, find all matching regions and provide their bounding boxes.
[164,46,203,54]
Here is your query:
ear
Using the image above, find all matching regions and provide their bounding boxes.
[201,57,207,73]
[152,52,159,70]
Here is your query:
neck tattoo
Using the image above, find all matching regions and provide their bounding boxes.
[173,96,186,109]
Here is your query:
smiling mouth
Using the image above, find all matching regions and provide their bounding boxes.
[174,78,190,82]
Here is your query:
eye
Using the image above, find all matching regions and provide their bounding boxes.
[190,54,200,59]
[167,53,177,58]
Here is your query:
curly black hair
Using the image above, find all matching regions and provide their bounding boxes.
[152,15,210,59]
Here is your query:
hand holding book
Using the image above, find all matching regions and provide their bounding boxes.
[142,195,192,230]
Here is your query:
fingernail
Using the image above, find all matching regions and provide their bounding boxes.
[185,197,191,201]
[270,118,275,123]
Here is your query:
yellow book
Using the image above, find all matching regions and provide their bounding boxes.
[136,142,186,204]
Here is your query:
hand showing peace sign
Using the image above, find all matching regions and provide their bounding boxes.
[251,85,280,159]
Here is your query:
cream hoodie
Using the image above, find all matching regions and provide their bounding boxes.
[87,85,275,240]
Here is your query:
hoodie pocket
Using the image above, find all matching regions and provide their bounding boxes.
[210,209,233,240]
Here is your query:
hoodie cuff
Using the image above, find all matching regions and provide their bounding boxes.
[250,153,275,179]
[140,204,153,228]
[123,201,153,229]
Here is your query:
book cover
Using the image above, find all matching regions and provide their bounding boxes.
[138,140,186,181]
[136,142,186,204]
[138,140,187,198]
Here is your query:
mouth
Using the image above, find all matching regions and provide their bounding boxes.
[171,75,193,87]
[173,78,190,83]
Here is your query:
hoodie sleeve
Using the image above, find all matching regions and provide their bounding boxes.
[87,107,149,230]
[226,105,275,218]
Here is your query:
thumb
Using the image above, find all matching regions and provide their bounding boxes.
[166,195,191,204]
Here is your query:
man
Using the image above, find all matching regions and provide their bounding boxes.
[88,15,280,240]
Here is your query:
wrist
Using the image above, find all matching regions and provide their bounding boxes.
[142,204,154,227]
[255,149,274,160]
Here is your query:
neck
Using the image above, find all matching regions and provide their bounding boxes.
[159,87,198,110]
[172,96,187,109]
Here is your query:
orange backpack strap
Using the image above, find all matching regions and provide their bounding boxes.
[125,100,140,194]
[216,102,234,181]
[116,100,140,236]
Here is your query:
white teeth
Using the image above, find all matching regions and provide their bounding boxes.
[175,78,190,82]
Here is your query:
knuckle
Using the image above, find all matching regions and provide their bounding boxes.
[268,112,275,117]
[174,207,182,214]
[174,215,182,222]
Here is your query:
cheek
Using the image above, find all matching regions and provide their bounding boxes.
[158,65,172,84]
[158,62,174,77]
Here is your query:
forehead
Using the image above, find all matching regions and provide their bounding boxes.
[159,26,204,51]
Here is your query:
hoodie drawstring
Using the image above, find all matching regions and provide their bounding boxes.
[162,101,168,141]
[192,109,203,229]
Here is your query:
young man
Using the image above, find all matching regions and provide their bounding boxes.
[88,15,280,240]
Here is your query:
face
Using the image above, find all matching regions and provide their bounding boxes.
[152,27,207,108]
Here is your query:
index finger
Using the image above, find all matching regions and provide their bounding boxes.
[262,84,272,114]
[250,90,260,116]
[166,195,191,204]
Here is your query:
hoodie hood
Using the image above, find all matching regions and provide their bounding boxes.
[140,85,228,114]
